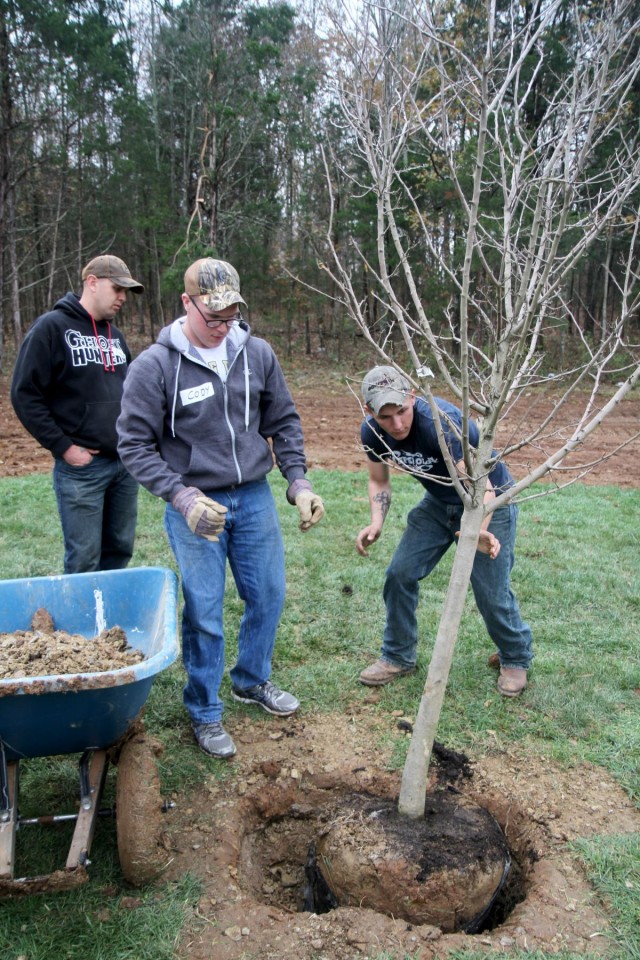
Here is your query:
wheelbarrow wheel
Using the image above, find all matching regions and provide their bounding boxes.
[115,731,170,886]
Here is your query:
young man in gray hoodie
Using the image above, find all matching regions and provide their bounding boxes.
[117,258,324,759]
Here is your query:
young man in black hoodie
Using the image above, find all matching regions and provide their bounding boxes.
[11,255,143,573]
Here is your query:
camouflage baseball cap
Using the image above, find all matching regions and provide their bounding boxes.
[81,255,144,293]
[184,258,246,311]
[362,365,412,414]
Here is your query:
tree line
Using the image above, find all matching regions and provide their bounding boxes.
[1,0,638,369]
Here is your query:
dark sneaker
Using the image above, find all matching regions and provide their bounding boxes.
[192,721,237,759]
[231,681,299,716]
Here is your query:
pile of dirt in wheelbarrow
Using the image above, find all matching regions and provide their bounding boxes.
[0,607,144,679]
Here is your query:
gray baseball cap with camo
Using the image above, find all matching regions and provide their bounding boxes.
[362,365,412,414]
[184,258,247,311]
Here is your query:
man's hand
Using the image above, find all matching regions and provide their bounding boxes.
[63,444,99,467]
[172,487,228,541]
[455,529,501,559]
[356,525,381,557]
[295,490,325,532]
[477,529,501,559]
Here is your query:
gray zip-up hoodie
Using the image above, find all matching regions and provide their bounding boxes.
[116,318,307,502]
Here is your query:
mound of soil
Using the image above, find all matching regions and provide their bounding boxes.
[0,608,143,680]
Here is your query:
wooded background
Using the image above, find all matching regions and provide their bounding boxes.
[1,0,638,368]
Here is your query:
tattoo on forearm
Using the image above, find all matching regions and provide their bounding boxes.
[373,491,391,518]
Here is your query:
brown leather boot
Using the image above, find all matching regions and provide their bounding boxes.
[359,658,415,686]
[497,667,527,697]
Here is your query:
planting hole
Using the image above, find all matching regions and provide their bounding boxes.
[238,774,532,935]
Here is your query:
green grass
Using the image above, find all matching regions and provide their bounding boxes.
[0,471,638,958]
[572,833,640,960]
[1,873,200,960]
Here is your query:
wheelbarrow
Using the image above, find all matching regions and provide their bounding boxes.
[0,566,179,895]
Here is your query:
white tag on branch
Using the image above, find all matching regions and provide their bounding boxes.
[416,365,434,379]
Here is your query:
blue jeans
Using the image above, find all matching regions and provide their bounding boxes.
[53,456,138,573]
[164,479,286,725]
[381,493,533,670]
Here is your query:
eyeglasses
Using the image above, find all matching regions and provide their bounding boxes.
[189,296,241,328]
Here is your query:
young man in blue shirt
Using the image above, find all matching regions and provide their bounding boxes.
[356,365,532,697]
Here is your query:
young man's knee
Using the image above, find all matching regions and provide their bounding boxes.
[385,565,419,590]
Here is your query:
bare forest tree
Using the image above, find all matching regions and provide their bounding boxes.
[0,0,327,353]
[0,15,22,368]
[319,0,640,817]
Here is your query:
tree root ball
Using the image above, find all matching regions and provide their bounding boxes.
[315,789,509,933]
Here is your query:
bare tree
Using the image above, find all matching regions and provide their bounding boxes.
[0,15,22,365]
[318,0,640,817]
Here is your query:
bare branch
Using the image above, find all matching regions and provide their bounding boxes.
[320,0,640,818]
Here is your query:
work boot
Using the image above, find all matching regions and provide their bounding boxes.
[487,652,501,669]
[359,658,415,687]
[497,667,527,697]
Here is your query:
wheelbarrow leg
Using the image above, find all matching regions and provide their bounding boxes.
[0,746,18,879]
[66,750,109,871]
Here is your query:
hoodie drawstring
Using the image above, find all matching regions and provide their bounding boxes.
[243,350,250,430]
[90,316,115,372]
[170,354,182,438]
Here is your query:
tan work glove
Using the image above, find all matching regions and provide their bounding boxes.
[172,487,228,541]
[294,490,325,532]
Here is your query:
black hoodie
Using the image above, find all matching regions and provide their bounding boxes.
[11,292,132,458]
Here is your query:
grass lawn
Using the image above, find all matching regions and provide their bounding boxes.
[0,470,638,960]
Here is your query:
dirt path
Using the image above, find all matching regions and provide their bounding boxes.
[2,371,639,485]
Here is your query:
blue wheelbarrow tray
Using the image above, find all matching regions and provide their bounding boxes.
[0,567,179,894]
[0,567,179,760]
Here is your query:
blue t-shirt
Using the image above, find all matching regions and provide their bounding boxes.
[361,396,513,504]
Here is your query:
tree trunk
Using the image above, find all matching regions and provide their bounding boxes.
[600,229,613,344]
[8,177,21,344]
[0,16,21,355]
[0,18,11,368]
[398,502,485,818]
[47,123,69,307]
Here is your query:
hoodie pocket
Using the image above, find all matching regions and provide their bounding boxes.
[75,400,121,454]
[187,435,236,486]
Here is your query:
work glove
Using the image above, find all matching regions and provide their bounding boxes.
[295,490,325,531]
[286,479,325,532]
[171,487,228,541]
